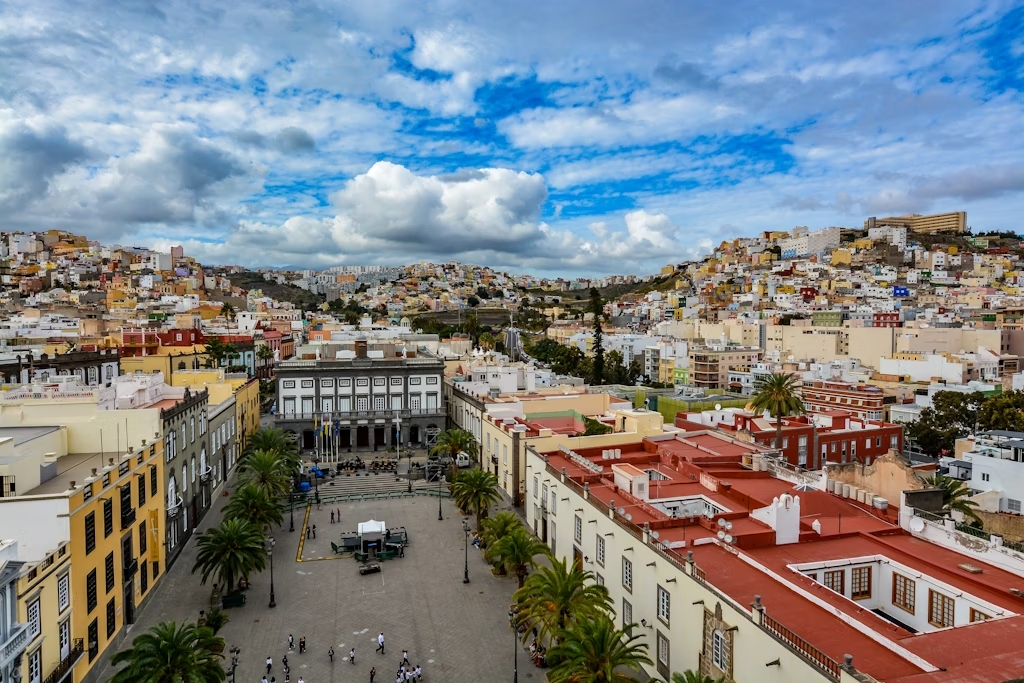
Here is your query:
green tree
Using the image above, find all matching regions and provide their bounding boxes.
[513,557,613,646]
[906,391,985,456]
[223,484,283,530]
[627,357,644,385]
[203,338,238,369]
[111,622,225,683]
[467,295,480,307]
[481,510,523,572]
[552,346,585,376]
[476,286,490,299]
[430,428,479,480]
[529,338,563,363]
[492,526,549,588]
[749,372,805,450]
[465,312,481,345]
[237,450,290,500]
[220,302,236,322]
[479,332,495,351]
[590,288,605,385]
[604,350,628,384]
[244,430,299,473]
[925,474,982,524]
[581,416,613,436]
[193,518,267,589]
[451,468,502,533]
[548,614,652,683]
[977,391,1024,432]
[256,344,274,378]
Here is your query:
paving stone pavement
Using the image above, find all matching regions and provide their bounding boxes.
[99,485,533,683]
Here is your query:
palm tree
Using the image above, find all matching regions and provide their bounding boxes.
[673,671,721,683]
[548,614,652,683]
[244,428,299,467]
[749,372,805,450]
[220,302,236,322]
[514,557,613,646]
[479,332,495,351]
[257,344,275,378]
[451,468,502,533]
[482,510,523,571]
[237,450,290,500]
[193,518,267,589]
[431,428,478,479]
[492,526,549,588]
[925,474,982,524]
[111,621,225,683]
[224,484,283,530]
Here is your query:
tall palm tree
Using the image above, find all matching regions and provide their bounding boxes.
[492,526,549,588]
[111,621,225,683]
[256,344,275,378]
[482,510,523,570]
[223,484,283,530]
[514,557,613,646]
[548,614,652,683]
[431,428,478,479]
[237,450,290,500]
[673,671,721,683]
[220,302,236,322]
[245,428,299,466]
[451,468,502,533]
[193,518,267,589]
[925,474,982,524]
[749,372,805,450]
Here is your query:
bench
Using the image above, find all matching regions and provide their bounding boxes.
[378,549,397,561]
[354,551,369,563]
[331,542,345,555]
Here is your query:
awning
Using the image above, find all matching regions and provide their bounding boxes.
[358,519,387,535]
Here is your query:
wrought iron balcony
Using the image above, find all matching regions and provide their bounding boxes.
[42,639,84,683]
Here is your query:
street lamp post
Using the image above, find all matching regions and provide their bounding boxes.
[266,537,276,608]
[437,473,444,521]
[289,493,295,532]
[508,610,519,683]
[312,456,320,504]
[462,519,470,584]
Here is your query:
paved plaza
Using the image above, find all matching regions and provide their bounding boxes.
[97,484,534,683]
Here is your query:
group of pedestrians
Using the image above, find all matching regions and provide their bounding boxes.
[266,632,421,682]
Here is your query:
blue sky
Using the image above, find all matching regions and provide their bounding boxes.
[2,1,1024,276]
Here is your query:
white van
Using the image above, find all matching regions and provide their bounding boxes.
[455,452,472,468]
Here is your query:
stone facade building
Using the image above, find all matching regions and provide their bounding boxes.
[160,387,211,567]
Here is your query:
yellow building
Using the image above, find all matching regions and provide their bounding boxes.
[4,442,166,683]
[15,543,79,683]
[865,210,966,234]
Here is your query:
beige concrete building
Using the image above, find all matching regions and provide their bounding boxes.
[865,211,966,234]
[688,345,761,389]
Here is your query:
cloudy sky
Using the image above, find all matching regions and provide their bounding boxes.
[2,1,1023,276]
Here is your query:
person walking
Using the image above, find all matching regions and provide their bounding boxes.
[330,510,335,524]
[299,637,306,654]
[349,648,355,664]
[376,632,385,655]
[297,678,304,683]
[266,656,273,675]
[262,677,268,683]
[369,666,376,683]
[328,647,334,663]
[282,655,289,670]
[401,651,409,667]
[288,634,295,650]
[414,665,422,681]
[311,524,317,539]
[305,525,311,539]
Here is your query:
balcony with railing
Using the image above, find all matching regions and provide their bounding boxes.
[123,557,138,579]
[0,620,38,668]
[275,407,443,422]
[42,638,84,683]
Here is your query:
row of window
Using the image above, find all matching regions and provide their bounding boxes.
[85,469,158,554]
[282,376,439,389]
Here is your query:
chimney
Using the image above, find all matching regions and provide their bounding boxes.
[355,340,368,358]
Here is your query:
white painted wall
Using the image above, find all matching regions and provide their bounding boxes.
[0,497,69,562]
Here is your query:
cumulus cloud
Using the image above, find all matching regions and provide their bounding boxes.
[0,120,89,212]
[172,162,702,273]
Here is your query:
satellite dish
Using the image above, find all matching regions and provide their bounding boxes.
[652,531,660,540]
[717,518,727,528]
[724,534,734,544]
[910,517,926,533]
[617,507,625,515]
[625,513,633,521]
[725,521,734,531]
[715,403,722,411]
[717,530,726,540]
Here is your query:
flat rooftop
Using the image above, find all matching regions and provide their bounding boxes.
[27,452,102,496]
[0,425,61,448]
